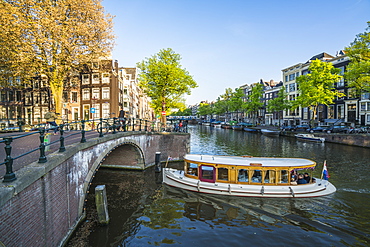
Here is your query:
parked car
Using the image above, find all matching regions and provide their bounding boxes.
[326,125,349,133]
[308,126,330,133]
[281,125,295,131]
[293,124,310,131]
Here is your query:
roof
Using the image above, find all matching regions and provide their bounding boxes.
[184,154,316,168]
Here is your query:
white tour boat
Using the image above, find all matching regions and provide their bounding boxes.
[163,154,336,198]
[295,133,325,143]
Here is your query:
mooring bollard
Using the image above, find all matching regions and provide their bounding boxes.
[155,152,161,173]
[95,185,110,225]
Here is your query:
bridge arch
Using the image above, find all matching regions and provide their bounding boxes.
[0,132,190,247]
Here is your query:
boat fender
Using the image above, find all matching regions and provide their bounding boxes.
[197,181,200,192]
[228,184,231,194]
[289,187,295,197]
[261,186,264,195]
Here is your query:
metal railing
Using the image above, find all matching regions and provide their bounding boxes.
[0,118,187,182]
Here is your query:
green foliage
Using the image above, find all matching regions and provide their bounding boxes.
[137,48,198,120]
[197,103,213,116]
[345,21,370,93]
[267,86,291,113]
[245,83,264,118]
[295,59,344,122]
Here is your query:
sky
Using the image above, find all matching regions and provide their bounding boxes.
[102,0,370,106]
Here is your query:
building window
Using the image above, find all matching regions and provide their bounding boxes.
[289,83,295,92]
[82,74,90,84]
[367,102,370,111]
[41,92,48,104]
[63,91,68,102]
[25,92,32,104]
[337,89,345,100]
[337,105,344,119]
[361,103,366,111]
[102,87,110,99]
[123,102,128,107]
[94,104,100,119]
[102,103,110,117]
[82,89,90,100]
[102,73,110,84]
[16,91,22,101]
[367,114,370,122]
[92,88,100,99]
[123,89,128,95]
[92,62,99,69]
[361,93,370,100]
[92,73,100,84]
[71,92,78,102]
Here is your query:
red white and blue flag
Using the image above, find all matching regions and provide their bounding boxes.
[322,160,330,180]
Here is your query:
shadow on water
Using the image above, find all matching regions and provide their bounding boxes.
[67,125,370,246]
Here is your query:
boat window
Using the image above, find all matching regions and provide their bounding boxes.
[187,163,198,176]
[200,166,214,180]
[238,169,249,182]
[251,170,262,183]
[278,170,289,183]
[217,167,228,181]
[264,170,276,184]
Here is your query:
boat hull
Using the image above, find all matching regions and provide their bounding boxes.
[296,134,325,143]
[163,168,336,198]
[261,129,280,136]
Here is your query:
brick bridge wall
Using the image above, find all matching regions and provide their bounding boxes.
[0,132,190,247]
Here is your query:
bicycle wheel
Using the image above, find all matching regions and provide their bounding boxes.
[96,122,110,134]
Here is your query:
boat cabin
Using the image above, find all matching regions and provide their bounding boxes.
[184,155,316,185]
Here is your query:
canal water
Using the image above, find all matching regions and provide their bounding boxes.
[67,125,370,246]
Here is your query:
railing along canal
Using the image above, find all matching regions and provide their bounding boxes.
[0,118,188,182]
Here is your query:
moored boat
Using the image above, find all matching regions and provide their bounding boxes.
[261,129,280,136]
[295,133,325,143]
[163,154,336,198]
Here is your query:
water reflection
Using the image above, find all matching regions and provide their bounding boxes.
[68,125,370,246]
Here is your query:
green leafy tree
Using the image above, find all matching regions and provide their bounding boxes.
[197,103,213,119]
[229,88,246,122]
[344,21,370,94]
[0,0,115,115]
[295,59,344,125]
[267,86,291,126]
[137,48,198,123]
[245,83,264,123]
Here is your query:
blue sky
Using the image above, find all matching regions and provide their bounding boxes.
[102,0,370,106]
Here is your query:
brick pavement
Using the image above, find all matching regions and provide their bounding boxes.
[0,130,100,179]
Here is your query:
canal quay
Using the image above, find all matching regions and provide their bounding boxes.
[67,124,370,247]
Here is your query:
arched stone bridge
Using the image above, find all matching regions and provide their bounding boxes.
[0,131,190,247]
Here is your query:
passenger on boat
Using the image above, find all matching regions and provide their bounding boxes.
[291,170,298,182]
[304,173,311,183]
[238,170,248,182]
[297,174,307,184]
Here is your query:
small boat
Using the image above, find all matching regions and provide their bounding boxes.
[261,129,280,136]
[221,124,232,129]
[163,154,336,198]
[244,127,258,133]
[295,133,325,143]
[232,125,243,131]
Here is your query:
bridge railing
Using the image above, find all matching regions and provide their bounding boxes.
[0,118,187,182]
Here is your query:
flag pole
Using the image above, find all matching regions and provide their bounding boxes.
[321,160,326,180]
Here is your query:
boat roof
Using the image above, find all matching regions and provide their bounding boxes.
[184,154,316,168]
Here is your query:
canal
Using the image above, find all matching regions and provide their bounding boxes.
[67,125,370,246]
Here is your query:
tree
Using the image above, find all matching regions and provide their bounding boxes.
[344,21,370,94]
[229,88,246,122]
[267,86,291,126]
[137,48,198,123]
[197,103,213,119]
[245,83,264,123]
[295,59,344,125]
[0,0,115,115]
